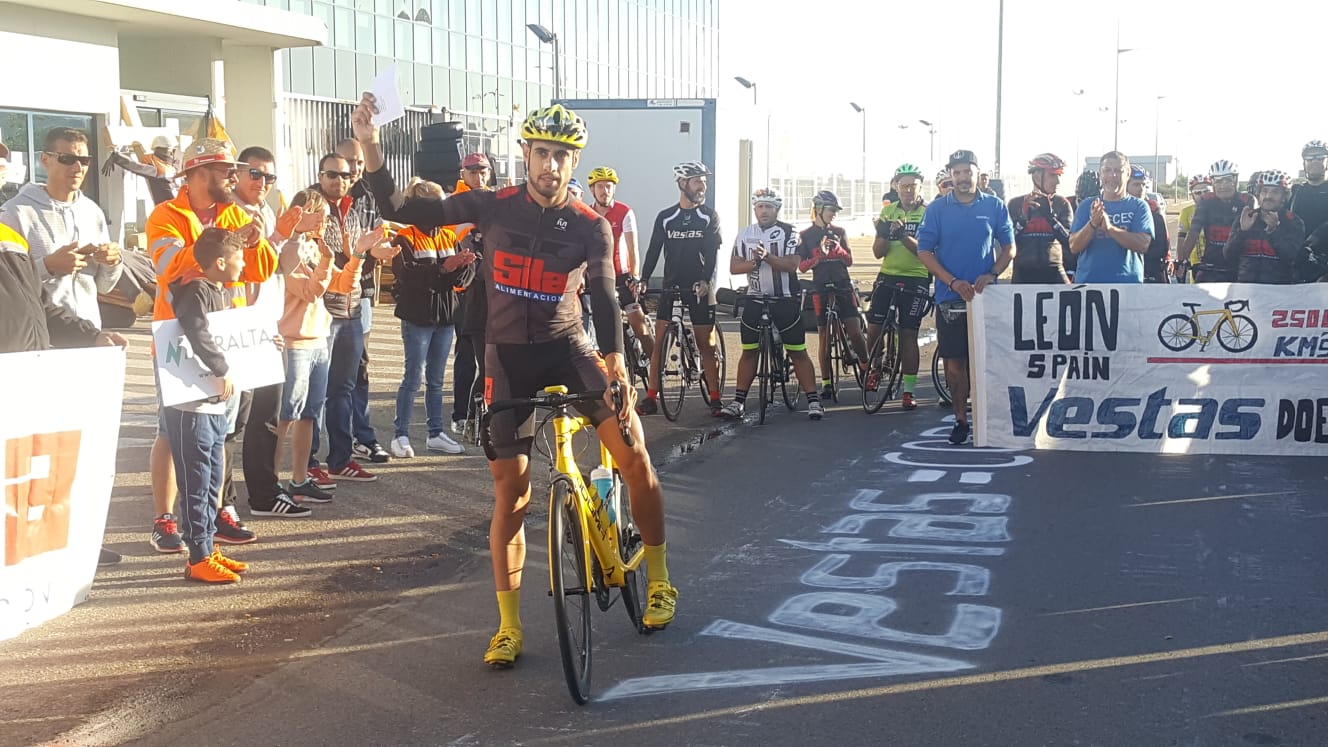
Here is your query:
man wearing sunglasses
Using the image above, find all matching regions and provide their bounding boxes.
[1,127,122,333]
[334,138,390,468]
[143,138,278,554]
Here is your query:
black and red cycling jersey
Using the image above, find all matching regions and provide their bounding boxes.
[1193,191,1252,267]
[390,182,623,355]
[1007,192,1072,283]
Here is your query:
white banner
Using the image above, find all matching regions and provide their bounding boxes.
[972,283,1328,455]
[152,305,284,407]
[0,347,124,641]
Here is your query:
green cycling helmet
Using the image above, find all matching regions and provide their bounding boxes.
[894,163,924,179]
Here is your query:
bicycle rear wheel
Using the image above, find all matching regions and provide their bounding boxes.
[658,324,687,421]
[779,351,797,411]
[932,352,952,407]
[701,326,728,407]
[862,332,890,414]
[548,477,593,705]
[757,327,771,425]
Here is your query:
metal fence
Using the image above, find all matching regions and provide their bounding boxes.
[280,95,526,193]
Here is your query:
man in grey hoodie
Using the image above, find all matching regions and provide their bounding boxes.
[0,127,122,329]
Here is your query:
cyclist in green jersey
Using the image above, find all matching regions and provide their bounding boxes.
[865,163,930,409]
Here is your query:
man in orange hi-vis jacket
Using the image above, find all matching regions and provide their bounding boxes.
[144,138,277,555]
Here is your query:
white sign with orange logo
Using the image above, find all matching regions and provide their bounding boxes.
[0,347,124,641]
[972,284,1328,455]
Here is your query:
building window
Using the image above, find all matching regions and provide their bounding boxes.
[0,109,99,205]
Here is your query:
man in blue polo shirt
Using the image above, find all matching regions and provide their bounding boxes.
[917,149,1015,445]
[1068,151,1154,282]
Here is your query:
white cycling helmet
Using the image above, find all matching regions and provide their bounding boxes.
[1258,170,1292,190]
[1209,159,1239,178]
[1303,140,1328,159]
[673,161,711,179]
[751,187,782,209]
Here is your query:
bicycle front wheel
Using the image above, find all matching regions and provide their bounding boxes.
[659,324,687,421]
[548,477,593,705]
[1217,314,1258,353]
[932,352,952,407]
[862,332,890,414]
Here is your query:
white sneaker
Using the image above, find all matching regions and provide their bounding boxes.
[808,400,825,421]
[426,432,465,454]
[390,436,415,458]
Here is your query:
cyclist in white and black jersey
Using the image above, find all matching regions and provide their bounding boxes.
[639,161,723,415]
[720,188,823,421]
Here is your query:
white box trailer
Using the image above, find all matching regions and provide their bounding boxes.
[556,98,741,290]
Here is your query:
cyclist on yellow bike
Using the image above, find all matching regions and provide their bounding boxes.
[364,103,679,668]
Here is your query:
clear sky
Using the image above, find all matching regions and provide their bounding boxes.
[720,0,1328,183]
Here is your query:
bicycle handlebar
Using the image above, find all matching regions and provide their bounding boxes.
[481,384,634,460]
[1224,299,1249,312]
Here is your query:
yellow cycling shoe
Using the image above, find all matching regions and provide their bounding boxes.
[484,627,523,668]
[642,582,679,630]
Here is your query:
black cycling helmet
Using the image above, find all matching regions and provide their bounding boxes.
[1075,169,1101,200]
[812,190,842,211]
[946,149,979,170]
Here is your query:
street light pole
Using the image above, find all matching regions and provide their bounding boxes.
[1152,94,1166,186]
[1113,22,1134,152]
[994,0,1005,177]
[919,119,937,162]
[527,24,562,100]
[851,102,867,214]
[1071,89,1085,173]
[734,76,768,184]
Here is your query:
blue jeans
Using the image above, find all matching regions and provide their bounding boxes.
[394,321,455,438]
[281,346,330,421]
[162,407,226,564]
[325,317,364,471]
[353,298,377,445]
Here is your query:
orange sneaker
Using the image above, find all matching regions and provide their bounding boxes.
[185,556,241,584]
[210,549,249,574]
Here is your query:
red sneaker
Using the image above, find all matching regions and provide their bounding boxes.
[330,460,378,482]
[307,467,337,490]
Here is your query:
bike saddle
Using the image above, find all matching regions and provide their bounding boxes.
[1182,302,1202,311]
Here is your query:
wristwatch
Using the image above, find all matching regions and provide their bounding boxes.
[352,250,368,260]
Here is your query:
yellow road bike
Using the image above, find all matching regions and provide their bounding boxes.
[482,383,650,704]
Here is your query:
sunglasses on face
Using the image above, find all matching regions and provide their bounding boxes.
[45,151,91,167]
[321,170,353,180]
[246,168,278,184]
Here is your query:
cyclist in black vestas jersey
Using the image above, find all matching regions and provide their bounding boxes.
[361,101,679,668]
[638,161,724,415]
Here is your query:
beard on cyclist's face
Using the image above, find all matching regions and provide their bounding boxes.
[1258,185,1286,211]
[1306,158,1326,180]
[523,140,579,200]
[753,202,777,226]
[679,176,707,205]
[949,164,976,196]
[1214,177,1237,199]
[592,180,615,206]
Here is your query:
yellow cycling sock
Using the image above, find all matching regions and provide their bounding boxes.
[497,590,521,630]
[644,543,670,585]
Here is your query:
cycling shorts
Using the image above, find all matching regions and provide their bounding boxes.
[811,285,861,324]
[935,301,970,360]
[739,297,806,351]
[483,337,611,461]
[657,286,716,326]
[866,275,931,329]
[616,276,642,312]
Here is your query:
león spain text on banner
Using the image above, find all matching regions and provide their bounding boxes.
[972,284,1328,456]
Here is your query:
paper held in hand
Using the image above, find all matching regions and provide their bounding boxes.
[152,305,284,408]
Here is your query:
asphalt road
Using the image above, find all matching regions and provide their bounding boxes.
[88,392,1328,746]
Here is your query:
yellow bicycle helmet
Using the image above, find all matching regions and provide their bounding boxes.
[587,166,619,185]
[520,104,588,149]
